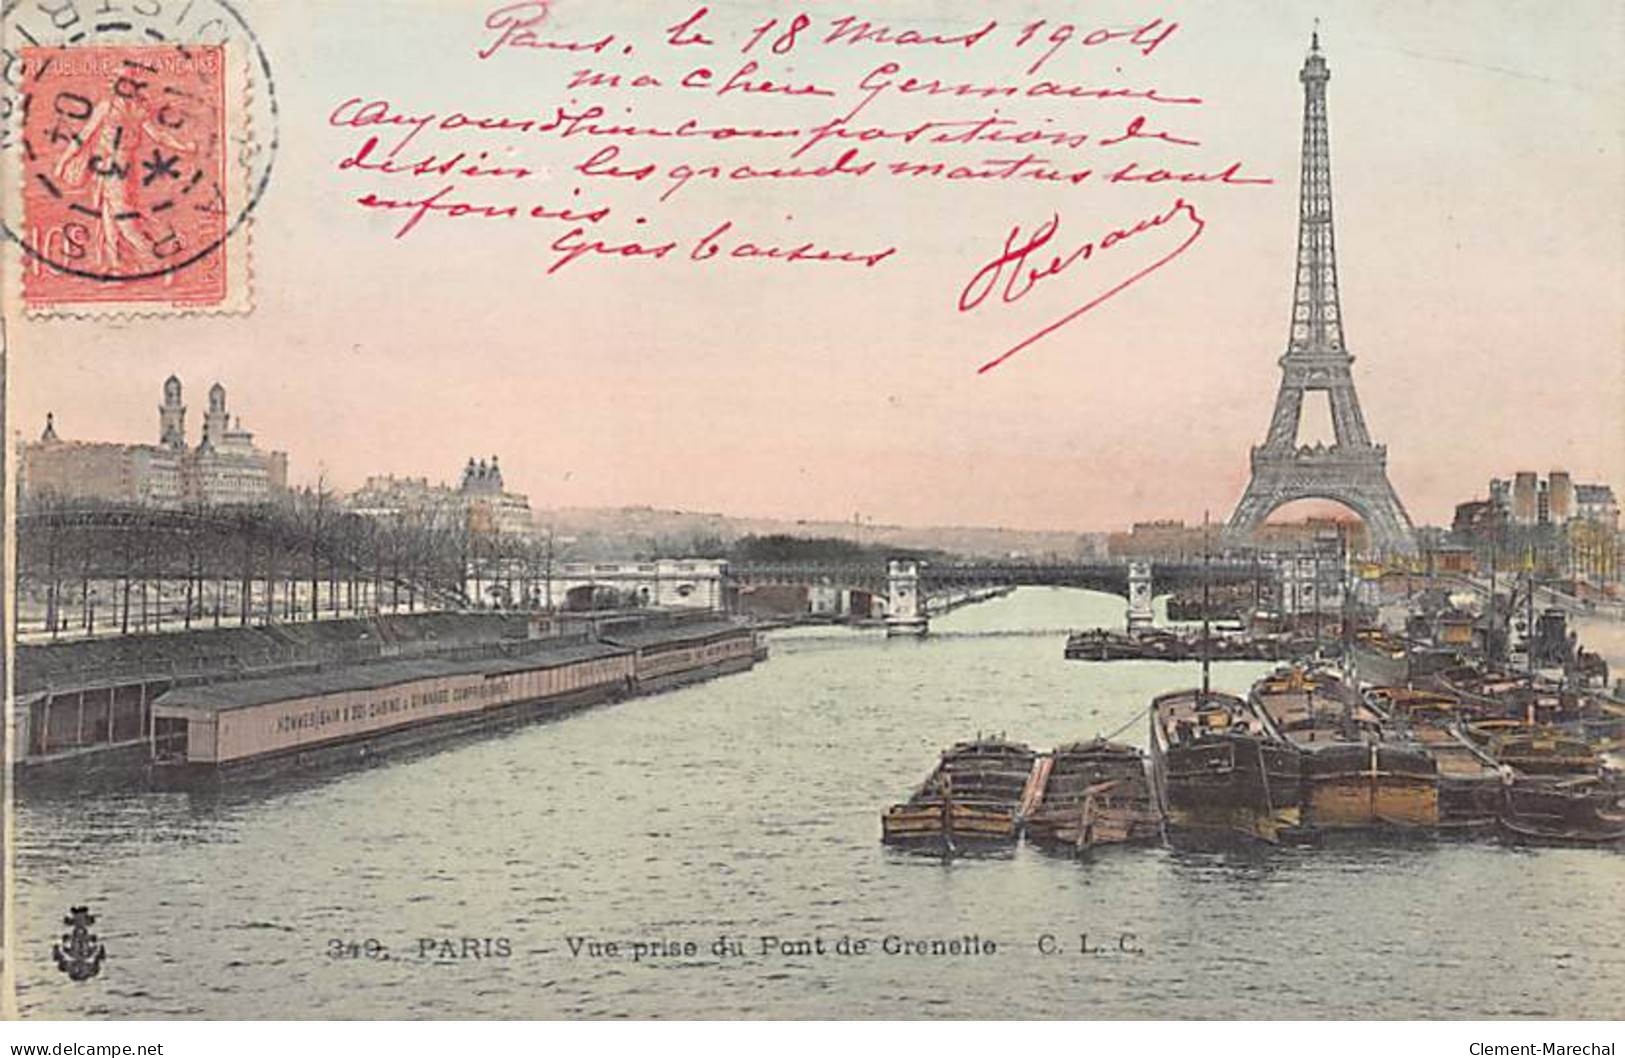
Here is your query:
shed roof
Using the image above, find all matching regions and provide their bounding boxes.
[153,641,629,713]
[601,620,745,649]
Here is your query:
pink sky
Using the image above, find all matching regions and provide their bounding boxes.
[9,0,1623,532]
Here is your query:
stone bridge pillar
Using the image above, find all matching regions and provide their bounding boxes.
[885,559,928,638]
[1127,562,1154,632]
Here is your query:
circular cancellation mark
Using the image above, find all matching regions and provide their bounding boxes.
[0,0,278,285]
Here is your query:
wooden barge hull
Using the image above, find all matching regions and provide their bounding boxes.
[1351,639,1410,688]
[1029,802,1162,851]
[1367,690,1503,829]
[1498,815,1625,845]
[1064,632,1288,663]
[1473,731,1596,776]
[880,803,1020,847]
[1499,778,1625,844]
[1027,741,1160,852]
[1299,744,1439,828]
[880,738,1038,851]
[1149,689,1304,844]
[1157,738,1303,843]
[1436,777,1504,830]
[1251,673,1441,833]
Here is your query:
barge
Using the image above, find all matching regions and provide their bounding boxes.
[1025,738,1161,853]
[1064,628,1295,663]
[1499,776,1625,845]
[880,737,1040,852]
[149,622,761,785]
[602,619,761,692]
[1250,668,1439,832]
[1148,688,1303,845]
[1366,688,1503,830]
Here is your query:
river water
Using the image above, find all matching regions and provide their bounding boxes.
[14,588,1624,1018]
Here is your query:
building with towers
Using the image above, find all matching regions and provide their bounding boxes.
[19,376,288,508]
[1453,470,1620,585]
[348,456,535,537]
[459,455,535,536]
[190,381,289,506]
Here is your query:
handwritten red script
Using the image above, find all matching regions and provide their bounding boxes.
[959,199,1207,374]
[325,5,1274,372]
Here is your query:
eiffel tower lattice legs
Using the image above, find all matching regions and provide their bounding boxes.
[1228,447,1415,555]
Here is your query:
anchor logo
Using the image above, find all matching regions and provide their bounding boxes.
[52,906,107,982]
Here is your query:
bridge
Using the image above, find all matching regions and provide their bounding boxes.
[726,558,1265,636]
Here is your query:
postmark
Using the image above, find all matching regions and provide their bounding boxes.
[0,0,278,316]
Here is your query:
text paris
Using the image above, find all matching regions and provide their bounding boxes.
[545,221,897,274]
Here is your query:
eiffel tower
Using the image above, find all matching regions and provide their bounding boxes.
[1228,32,1417,556]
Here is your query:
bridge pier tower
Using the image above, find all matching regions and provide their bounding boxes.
[885,560,929,638]
[1127,562,1154,632]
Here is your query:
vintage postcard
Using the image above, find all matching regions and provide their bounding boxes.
[2,0,1623,1035]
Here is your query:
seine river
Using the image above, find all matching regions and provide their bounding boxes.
[14,588,1624,1018]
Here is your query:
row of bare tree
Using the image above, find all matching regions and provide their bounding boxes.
[16,492,564,638]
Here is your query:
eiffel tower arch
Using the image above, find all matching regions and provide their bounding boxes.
[1227,33,1416,556]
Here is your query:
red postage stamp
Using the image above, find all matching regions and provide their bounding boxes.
[16,44,240,312]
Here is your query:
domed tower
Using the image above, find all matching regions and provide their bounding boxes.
[201,382,229,449]
[159,375,187,449]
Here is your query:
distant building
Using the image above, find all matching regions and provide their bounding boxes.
[1488,470,1609,529]
[1575,484,1619,532]
[190,382,290,506]
[20,376,287,508]
[349,456,534,537]
[1549,471,1574,523]
[1107,520,1207,560]
[1451,498,1503,540]
[1511,471,1538,525]
[349,475,459,522]
[1424,544,1477,575]
[1457,471,1620,585]
[1261,531,1348,616]
[458,456,534,537]
[1249,516,1368,558]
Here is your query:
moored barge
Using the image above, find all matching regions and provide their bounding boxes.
[1064,628,1292,663]
[881,737,1040,852]
[149,621,762,785]
[1499,776,1625,845]
[1251,668,1439,831]
[1370,688,1625,844]
[1149,688,1302,845]
[1025,738,1161,853]
[1350,629,1413,688]
[1466,721,1599,776]
[1366,688,1502,830]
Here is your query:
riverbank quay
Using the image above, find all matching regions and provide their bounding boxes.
[14,609,763,788]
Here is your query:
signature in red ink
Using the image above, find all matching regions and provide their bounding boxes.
[959,198,1206,374]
